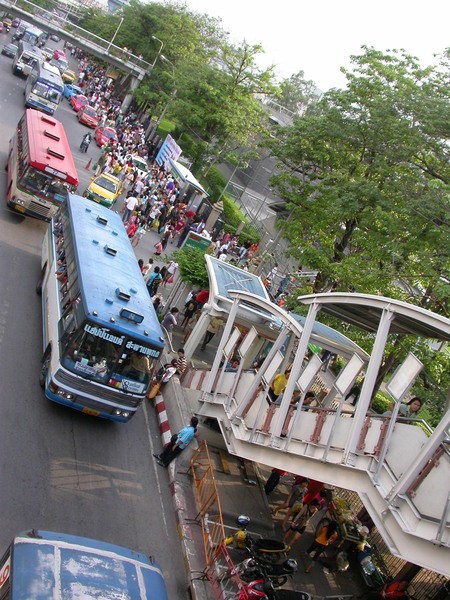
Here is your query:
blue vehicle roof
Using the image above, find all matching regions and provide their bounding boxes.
[11,530,168,599]
[66,194,164,350]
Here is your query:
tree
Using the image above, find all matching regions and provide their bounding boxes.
[269,47,450,312]
[277,70,321,115]
[268,47,450,415]
[174,247,210,289]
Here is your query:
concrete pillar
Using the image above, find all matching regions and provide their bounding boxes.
[205,200,223,233]
[121,73,142,112]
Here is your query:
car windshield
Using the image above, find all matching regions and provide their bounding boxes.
[95,176,118,193]
[61,322,160,394]
[104,129,116,139]
[83,106,96,117]
[132,157,147,171]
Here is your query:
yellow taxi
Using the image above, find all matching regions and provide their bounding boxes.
[61,69,76,84]
[84,173,122,208]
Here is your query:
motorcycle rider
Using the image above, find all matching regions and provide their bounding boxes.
[80,132,92,152]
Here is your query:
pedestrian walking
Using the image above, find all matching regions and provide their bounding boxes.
[283,499,320,547]
[200,316,224,351]
[153,416,199,467]
[304,520,339,573]
[122,195,139,223]
[264,468,287,496]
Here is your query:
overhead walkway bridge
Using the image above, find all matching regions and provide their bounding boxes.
[0,0,151,109]
[191,290,450,577]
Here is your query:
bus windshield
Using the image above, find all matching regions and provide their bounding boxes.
[31,79,61,103]
[19,165,69,203]
[61,321,158,394]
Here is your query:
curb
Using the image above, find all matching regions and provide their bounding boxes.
[153,392,172,446]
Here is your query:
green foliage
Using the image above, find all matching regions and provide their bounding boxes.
[173,247,210,288]
[202,167,227,201]
[371,392,391,415]
[221,196,259,244]
[156,119,176,139]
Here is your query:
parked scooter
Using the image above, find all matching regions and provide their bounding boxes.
[234,557,298,588]
[238,577,311,600]
[224,516,291,564]
[80,133,92,153]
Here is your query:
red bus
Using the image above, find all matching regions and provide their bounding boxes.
[6,108,78,221]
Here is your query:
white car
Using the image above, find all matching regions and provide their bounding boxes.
[125,153,149,179]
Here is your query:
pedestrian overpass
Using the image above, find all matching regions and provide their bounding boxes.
[192,290,450,577]
[0,0,151,109]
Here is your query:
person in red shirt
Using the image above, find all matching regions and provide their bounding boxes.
[367,581,409,600]
[195,289,209,308]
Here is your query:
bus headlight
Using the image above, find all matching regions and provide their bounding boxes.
[113,409,130,419]
[56,388,76,400]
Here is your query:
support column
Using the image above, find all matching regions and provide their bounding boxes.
[121,73,142,112]
[343,306,395,465]
[272,301,321,439]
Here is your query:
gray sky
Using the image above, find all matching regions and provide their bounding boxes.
[180,0,450,90]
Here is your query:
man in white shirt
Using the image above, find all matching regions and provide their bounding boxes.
[122,195,140,223]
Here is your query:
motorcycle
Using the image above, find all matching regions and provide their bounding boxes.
[4,25,10,33]
[234,557,298,588]
[224,515,291,564]
[80,134,91,153]
[238,578,311,600]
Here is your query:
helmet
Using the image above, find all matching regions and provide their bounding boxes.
[236,515,250,527]
[285,558,298,572]
[359,526,370,537]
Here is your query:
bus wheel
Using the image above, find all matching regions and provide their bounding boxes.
[36,262,47,295]
[39,351,51,388]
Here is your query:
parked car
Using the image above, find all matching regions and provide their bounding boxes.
[41,46,54,61]
[12,17,20,27]
[2,17,12,28]
[1,42,18,58]
[94,126,118,147]
[61,68,75,83]
[63,83,82,100]
[50,33,60,42]
[77,104,99,128]
[0,22,3,33]
[84,173,122,208]
[69,94,88,112]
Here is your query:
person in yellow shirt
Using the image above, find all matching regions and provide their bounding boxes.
[304,520,339,572]
[268,369,291,403]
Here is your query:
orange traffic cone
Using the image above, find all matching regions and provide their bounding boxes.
[84,158,92,170]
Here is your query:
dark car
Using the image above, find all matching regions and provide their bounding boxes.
[12,17,20,27]
[1,43,18,58]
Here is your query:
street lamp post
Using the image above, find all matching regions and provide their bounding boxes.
[155,54,176,127]
[107,16,124,52]
[150,35,163,71]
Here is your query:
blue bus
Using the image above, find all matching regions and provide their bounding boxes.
[38,194,165,422]
[0,530,168,599]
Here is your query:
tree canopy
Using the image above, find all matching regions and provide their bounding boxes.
[268,47,450,316]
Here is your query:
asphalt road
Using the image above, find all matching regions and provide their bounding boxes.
[0,34,189,598]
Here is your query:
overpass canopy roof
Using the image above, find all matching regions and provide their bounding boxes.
[298,293,450,341]
[206,259,368,359]
[169,159,209,197]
